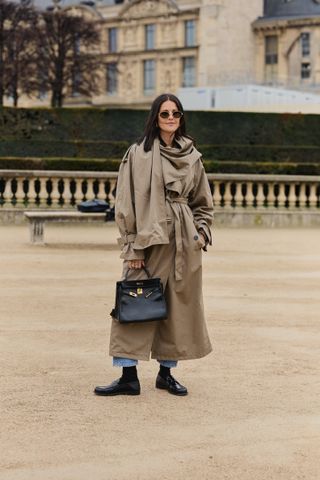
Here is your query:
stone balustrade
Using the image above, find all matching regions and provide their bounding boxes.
[0,170,319,210]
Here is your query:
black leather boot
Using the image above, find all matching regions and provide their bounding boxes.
[155,374,188,396]
[94,378,141,396]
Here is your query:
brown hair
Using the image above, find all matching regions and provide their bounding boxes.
[137,93,193,152]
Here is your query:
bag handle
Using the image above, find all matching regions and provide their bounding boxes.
[124,266,151,280]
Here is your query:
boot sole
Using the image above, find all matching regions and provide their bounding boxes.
[155,383,188,396]
[94,390,140,396]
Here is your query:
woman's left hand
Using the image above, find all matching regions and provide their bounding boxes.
[199,232,206,243]
[128,259,145,269]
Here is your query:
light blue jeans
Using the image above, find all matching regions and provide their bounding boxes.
[113,357,177,368]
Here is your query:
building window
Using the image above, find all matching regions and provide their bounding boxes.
[301,62,311,79]
[71,37,81,97]
[38,73,48,100]
[106,63,117,95]
[37,47,48,99]
[182,57,195,87]
[301,33,310,57]
[143,59,155,95]
[265,35,278,64]
[71,71,81,97]
[145,24,155,50]
[108,28,117,53]
[185,20,196,47]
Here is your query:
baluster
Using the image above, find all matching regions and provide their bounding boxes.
[213,181,221,208]
[234,182,243,208]
[38,178,48,206]
[108,179,117,207]
[15,177,25,205]
[224,182,233,207]
[96,180,106,200]
[287,183,296,209]
[74,179,84,203]
[3,178,13,206]
[86,179,95,199]
[309,183,318,208]
[63,178,73,207]
[245,182,254,207]
[302,183,309,208]
[51,178,61,207]
[27,178,37,207]
[277,183,286,208]
[256,183,265,207]
[269,183,276,207]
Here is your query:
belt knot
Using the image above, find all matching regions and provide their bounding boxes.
[166,196,188,205]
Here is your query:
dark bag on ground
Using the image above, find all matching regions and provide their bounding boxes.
[105,206,115,221]
[110,267,167,324]
[77,199,109,213]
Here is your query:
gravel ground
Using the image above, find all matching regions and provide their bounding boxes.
[1,223,319,480]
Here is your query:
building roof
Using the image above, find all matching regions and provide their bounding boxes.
[29,0,116,10]
[263,0,320,19]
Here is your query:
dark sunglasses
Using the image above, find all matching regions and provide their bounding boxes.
[159,110,183,119]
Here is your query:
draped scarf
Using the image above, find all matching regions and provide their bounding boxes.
[127,136,201,251]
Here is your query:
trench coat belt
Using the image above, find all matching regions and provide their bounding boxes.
[166,196,188,281]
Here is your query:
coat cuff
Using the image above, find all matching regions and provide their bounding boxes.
[196,224,212,248]
[117,235,145,260]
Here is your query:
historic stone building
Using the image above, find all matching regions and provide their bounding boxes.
[253,0,320,92]
[9,0,320,107]
[93,0,201,106]
[94,0,263,106]
[16,0,262,107]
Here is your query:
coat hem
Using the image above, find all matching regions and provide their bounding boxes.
[109,350,151,361]
[151,344,213,361]
[109,344,212,362]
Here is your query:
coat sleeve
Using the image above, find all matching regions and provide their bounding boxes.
[115,145,145,260]
[188,159,214,248]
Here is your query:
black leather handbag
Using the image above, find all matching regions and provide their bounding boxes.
[110,267,167,324]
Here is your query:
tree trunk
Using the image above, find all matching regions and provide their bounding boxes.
[13,91,18,107]
[51,91,57,107]
[12,72,18,107]
[0,25,4,107]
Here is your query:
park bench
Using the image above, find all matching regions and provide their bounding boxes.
[24,210,107,245]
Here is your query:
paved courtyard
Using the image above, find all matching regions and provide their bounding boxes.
[1,223,319,480]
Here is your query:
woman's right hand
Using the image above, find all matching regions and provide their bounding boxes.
[128,259,145,270]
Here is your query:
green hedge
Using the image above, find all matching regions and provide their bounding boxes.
[2,107,320,147]
[0,157,121,171]
[1,107,320,174]
[203,161,320,175]
[0,108,146,142]
[200,144,320,162]
[0,140,130,158]
[2,140,320,163]
[1,157,319,175]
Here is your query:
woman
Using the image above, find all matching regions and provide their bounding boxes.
[95,93,213,397]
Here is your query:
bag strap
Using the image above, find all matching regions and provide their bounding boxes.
[124,266,151,280]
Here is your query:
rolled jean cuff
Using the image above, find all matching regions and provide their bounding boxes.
[113,357,178,368]
[157,360,178,368]
[113,357,138,367]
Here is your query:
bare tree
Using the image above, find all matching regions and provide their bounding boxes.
[5,0,39,106]
[0,0,16,106]
[36,6,101,107]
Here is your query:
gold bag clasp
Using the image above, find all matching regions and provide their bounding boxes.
[137,288,143,295]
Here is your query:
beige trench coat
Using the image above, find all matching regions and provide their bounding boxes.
[109,137,214,361]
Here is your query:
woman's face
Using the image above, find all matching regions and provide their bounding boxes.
[157,100,181,137]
